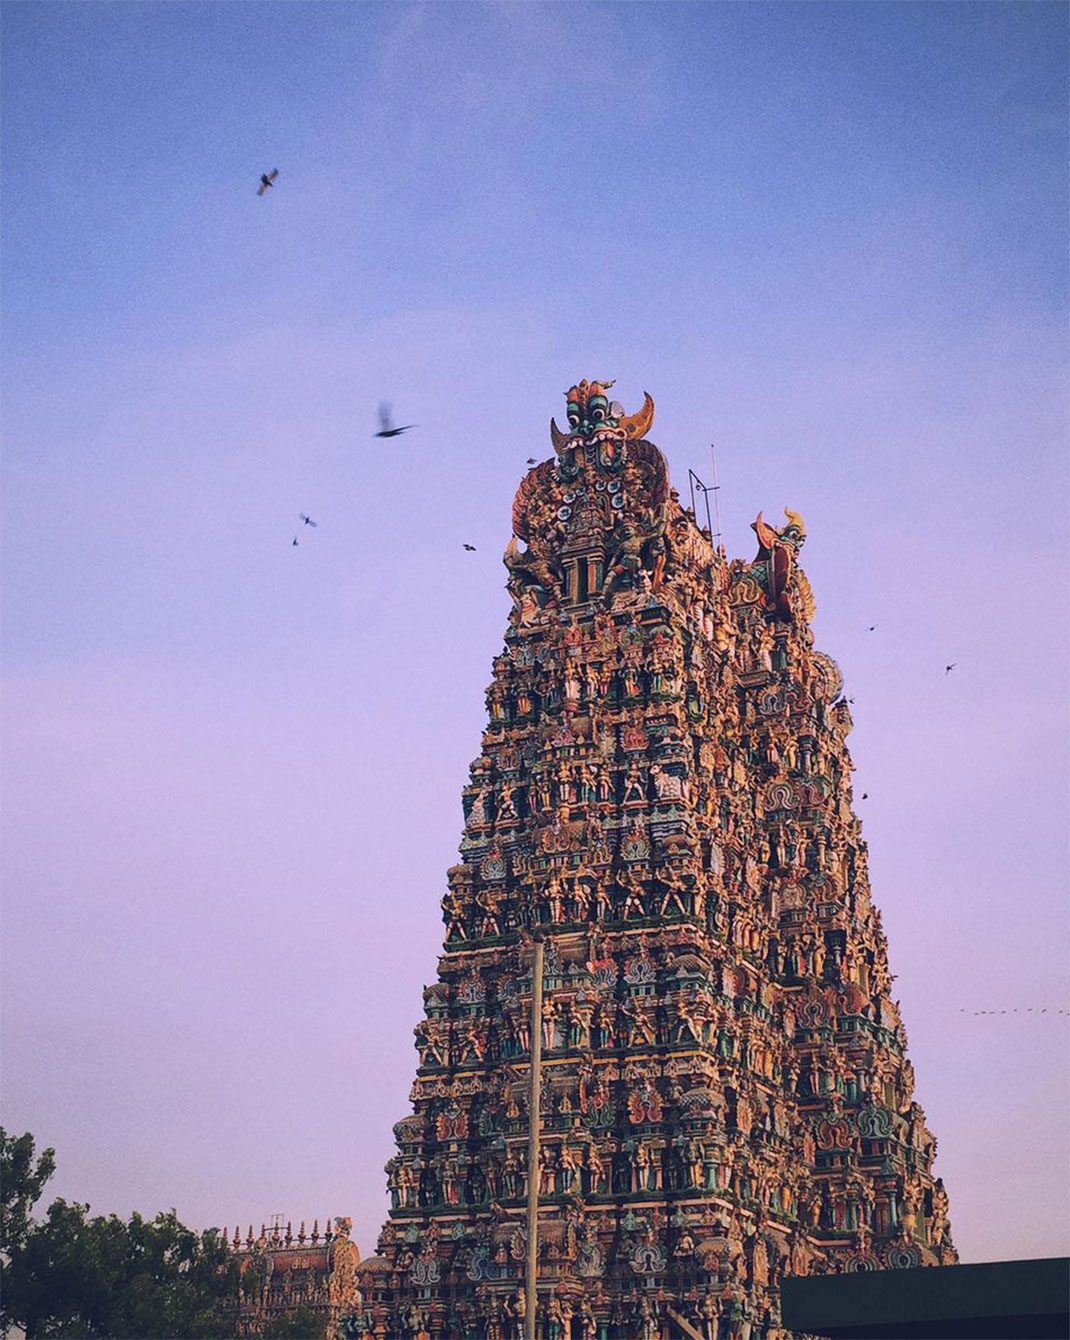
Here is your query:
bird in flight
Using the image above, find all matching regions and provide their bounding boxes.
[945,663,957,675]
[526,458,538,466]
[257,169,279,196]
[375,402,415,438]
[291,537,299,547]
[864,624,877,632]
[860,792,869,800]
[463,544,476,552]
[299,513,318,527]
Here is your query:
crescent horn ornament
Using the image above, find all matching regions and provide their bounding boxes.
[549,417,572,455]
[752,511,780,551]
[618,391,655,440]
[783,507,806,537]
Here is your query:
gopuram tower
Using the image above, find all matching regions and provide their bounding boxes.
[352,383,956,1340]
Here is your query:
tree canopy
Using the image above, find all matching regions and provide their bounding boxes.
[1,1128,56,1257]
[1,1129,239,1339]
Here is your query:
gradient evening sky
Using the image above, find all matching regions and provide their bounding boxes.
[2,1,1067,1266]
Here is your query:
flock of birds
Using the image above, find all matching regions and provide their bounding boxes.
[253,174,1070,1024]
[262,167,962,686]
[259,169,479,554]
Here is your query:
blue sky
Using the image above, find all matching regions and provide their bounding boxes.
[2,1,1067,1263]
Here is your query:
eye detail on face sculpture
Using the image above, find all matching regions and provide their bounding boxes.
[589,395,608,424]
[567,402,581,429]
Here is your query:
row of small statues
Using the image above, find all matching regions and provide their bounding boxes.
[465,761,696,826]
[416,1001,860,1079]
[388,1137,814,1210]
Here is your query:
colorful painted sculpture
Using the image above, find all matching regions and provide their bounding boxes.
[350,385,955,1339]
[228,1218,362,1338]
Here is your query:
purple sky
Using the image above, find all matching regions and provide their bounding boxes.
[2,2,1067,1266]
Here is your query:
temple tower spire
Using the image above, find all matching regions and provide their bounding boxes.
[352,382,955,1339]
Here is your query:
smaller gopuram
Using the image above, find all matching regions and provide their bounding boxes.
[350,381,956,1340]
[227,1217,362,1338]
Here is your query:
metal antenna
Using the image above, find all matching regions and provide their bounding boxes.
[687,469,713,537]
[709,442,724,553]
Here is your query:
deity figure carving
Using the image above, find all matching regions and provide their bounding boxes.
[504,537,564,608]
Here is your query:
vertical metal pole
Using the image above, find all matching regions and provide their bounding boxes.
[709,443,724,550]
[524,934,544,1340]
[699,481,712,537]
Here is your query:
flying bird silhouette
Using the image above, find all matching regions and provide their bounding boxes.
[257,169,279,196]
[526,458,538,465]
[299,513,318,527]
[945,663,957,675]
[864,625,877,632]
[291,537,299,547]
[375,402,415,438]
[860,793,869,800]
[463,544,476,551]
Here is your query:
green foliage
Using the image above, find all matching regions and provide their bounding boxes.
[0,1128,56,1256]
[260,1306,327,1339]
[1,1132,239,1339]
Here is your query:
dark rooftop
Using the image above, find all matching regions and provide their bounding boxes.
[781,1256,1070,1339]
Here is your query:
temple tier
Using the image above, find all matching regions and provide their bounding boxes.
[350,381,955,1340]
